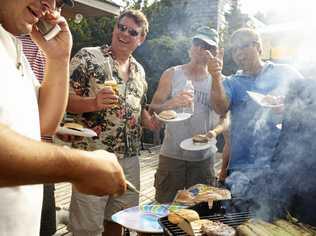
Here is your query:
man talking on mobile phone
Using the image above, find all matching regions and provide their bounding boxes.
[0,1,126,235]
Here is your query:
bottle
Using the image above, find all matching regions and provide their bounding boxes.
[182,79,194,114]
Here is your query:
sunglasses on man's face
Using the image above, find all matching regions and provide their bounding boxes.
[117,23,140,37]
[193,39,217,55]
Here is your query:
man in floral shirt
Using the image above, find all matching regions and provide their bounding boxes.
[66,10,157,236]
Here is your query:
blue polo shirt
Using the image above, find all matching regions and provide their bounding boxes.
[223,62,303,170]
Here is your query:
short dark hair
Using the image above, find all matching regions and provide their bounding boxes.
[231,28,262,47]
[117,9,149,36]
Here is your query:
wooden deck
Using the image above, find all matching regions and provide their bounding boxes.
[53,145,223,235]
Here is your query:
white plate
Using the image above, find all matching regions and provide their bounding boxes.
[247,91,284,108]
[112,204,182,233]
[180,137,217,151]
[57,126,97,137]
[155,112,191,123]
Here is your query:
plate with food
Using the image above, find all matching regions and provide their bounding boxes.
[247,91,284,108]
[180,134,217,151]
[154,110,191,123]
[112,204,185,233]
[57,123,97,137]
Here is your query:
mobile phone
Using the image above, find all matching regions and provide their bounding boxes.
[36,19,61,41]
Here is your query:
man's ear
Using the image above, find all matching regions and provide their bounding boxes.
[138,35,146,46]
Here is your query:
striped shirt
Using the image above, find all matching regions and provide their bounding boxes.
[17,35,52,142]
[17,35,46,82]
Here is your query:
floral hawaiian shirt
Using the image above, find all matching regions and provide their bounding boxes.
[67,45,147,159]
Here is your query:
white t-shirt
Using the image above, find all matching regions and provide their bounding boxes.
[0,25,43,235]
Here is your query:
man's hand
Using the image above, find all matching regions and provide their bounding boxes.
[206,130,217,139]
[165,91,193,109]
[31,11,72,61]
[218,168,227,182]
[73,150,126,196]
[95,87,119,110]
[141,110,161,131]
[206,48,224,80]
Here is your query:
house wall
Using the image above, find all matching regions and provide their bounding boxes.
[172,0,236,30]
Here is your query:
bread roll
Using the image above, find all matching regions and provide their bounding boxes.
[174,190,194,205]
[178,219,211,236]
[168,209,199,224]
[192,134,209,143]
[158,110,177,120]
[64,122,83,130]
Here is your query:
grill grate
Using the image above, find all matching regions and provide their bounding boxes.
[158,199,257,236]
[159,211,254,236]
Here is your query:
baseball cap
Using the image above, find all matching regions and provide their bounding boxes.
[192,26,219,47]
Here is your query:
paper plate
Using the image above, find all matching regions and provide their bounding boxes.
[155,112,191,123]
[180,137,217,151]
[57,126,97,137]
[247,91,284,108]
[112,204,185,233]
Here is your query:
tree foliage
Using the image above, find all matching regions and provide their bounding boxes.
[68,16,115,55]
[135,35,190,101]
[221,3,249,75]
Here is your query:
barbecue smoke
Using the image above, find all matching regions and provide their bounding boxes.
[234,78,316,224]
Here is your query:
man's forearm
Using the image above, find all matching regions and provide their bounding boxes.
[150,101,172,114]
[212,115,228,136]
[211,77,229,115]
[67,95,98,114]
[38,58,70,135]
[0,124,85,187]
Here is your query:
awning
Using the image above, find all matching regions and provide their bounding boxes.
[62,0,121,18]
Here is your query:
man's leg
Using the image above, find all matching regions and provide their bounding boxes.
[40,184,56,236]
[186,157,213,188]
[103,221,122,236]
[154,155,186,203]
[103,156,140,236]
[67,186,108,236]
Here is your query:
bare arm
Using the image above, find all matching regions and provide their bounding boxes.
[206,49,230,115]
[0,124,126,196]
[150,67,193,113]
[207,114,229,138]
[219,130,230,182]
[149,69,173,113]
[67,87,118,114]
[31,15,72,136]
[211,77,230,115]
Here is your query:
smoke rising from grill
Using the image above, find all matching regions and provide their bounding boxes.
[231,78,316,225]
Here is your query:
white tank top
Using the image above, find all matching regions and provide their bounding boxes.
[160,66,219,161]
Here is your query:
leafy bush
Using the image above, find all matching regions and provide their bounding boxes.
[135,35,191,101]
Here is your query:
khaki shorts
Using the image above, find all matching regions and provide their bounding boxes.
[67,156,140,236]
[154,155,214,203]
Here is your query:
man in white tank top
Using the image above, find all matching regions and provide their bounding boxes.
[150,26,229,203]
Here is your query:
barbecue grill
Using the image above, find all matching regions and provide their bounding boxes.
[158,199,258,235]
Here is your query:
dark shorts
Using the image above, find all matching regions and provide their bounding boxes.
[40,184,56,236]
[154,155,215,203]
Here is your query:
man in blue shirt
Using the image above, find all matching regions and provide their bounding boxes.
[207,28,302,187]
